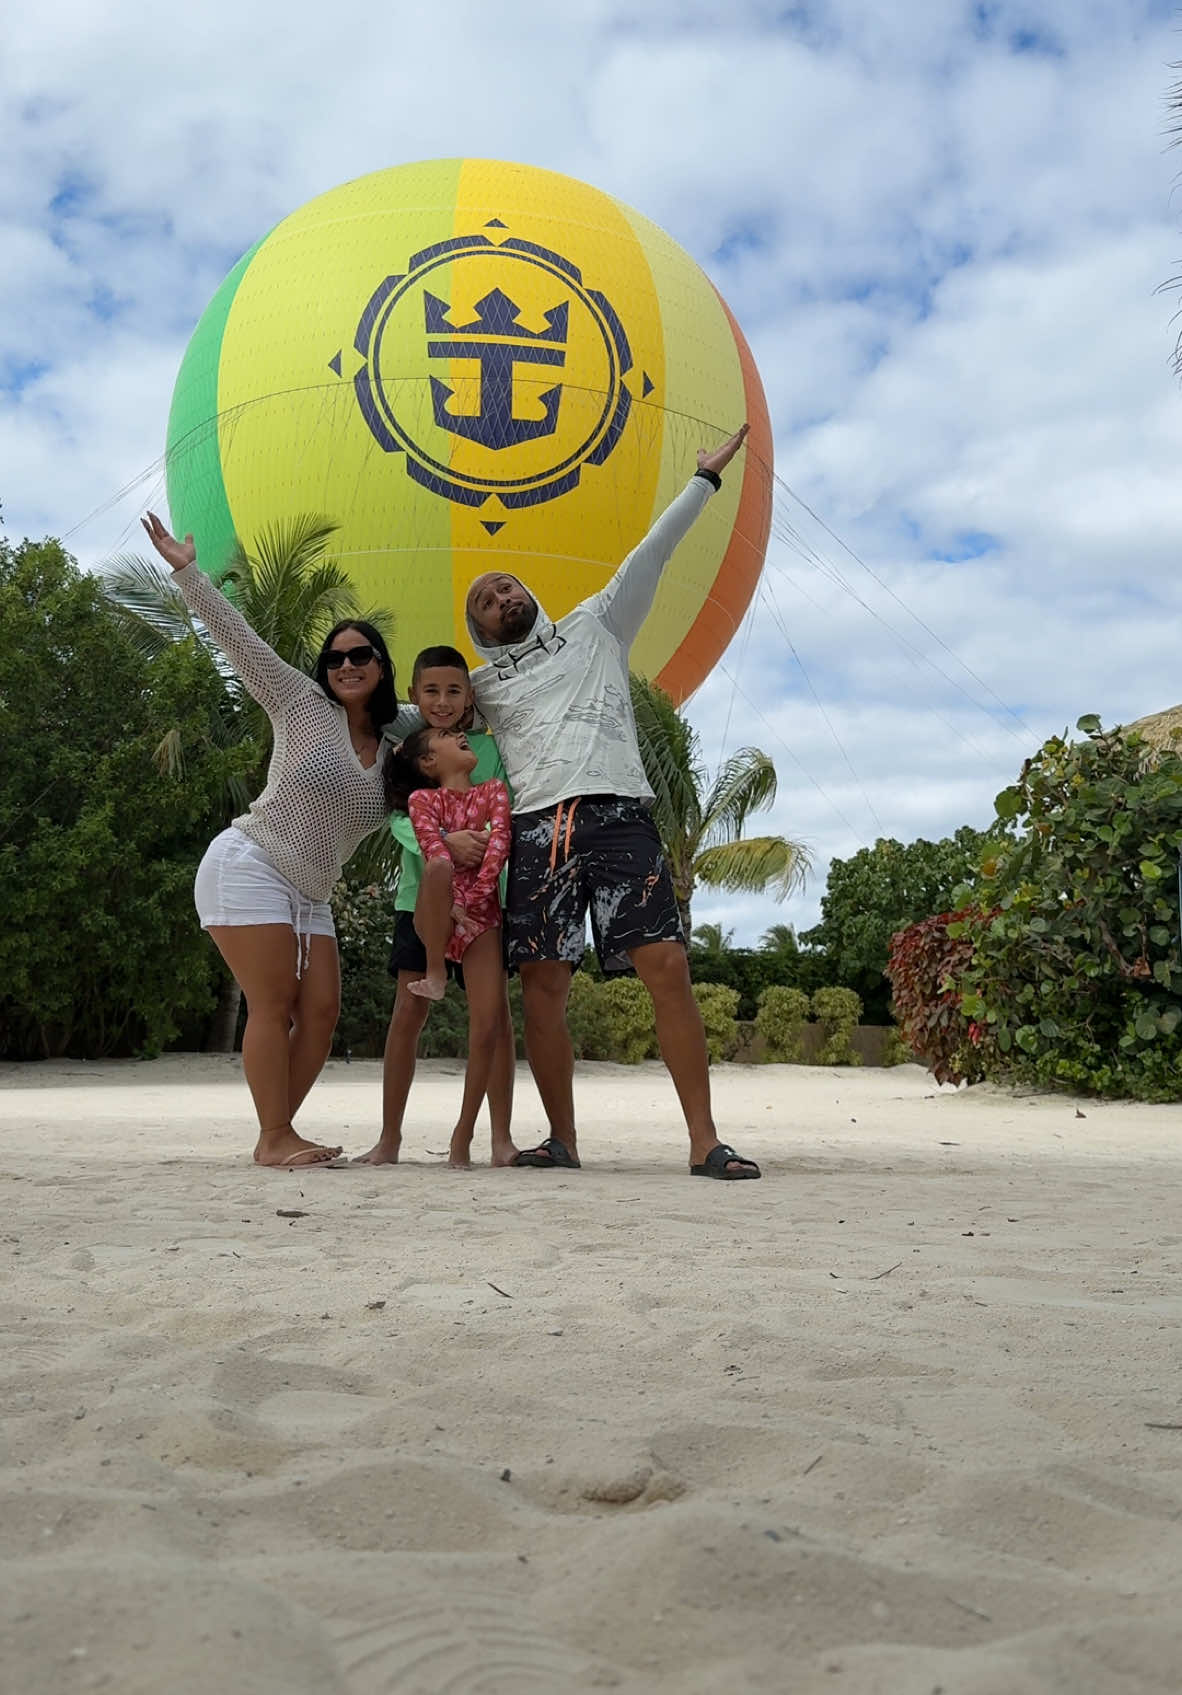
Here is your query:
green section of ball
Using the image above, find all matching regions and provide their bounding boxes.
[164,237,265,578]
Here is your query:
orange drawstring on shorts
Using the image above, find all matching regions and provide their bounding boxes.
[548,798,581,872]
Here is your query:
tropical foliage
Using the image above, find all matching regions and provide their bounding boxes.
[687,927,829,1018]
[692,982,742,1062]
[802,827,994,1021]
[753,985,866,1066]
[754,985,811,1062]
[630,673,810,937]
[886,909,985,1085]
[0,538,240,1058]
[953,717,1182,1100]
[812,986,864,1065]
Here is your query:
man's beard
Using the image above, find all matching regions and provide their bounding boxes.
[498,600,536,641]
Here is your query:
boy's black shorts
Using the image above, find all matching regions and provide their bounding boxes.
[387,911,465,987]
[504,795,684,977]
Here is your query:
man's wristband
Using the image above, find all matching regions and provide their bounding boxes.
[694,468,722,491]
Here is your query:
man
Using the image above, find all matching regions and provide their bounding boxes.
[460,424,761,1179]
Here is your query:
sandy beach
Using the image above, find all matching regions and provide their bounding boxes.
[2,1055,1180,1694]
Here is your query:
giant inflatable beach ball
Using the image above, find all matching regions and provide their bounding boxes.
[166,159,772,701]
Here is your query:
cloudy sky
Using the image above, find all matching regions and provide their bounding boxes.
[4,0,1181,944]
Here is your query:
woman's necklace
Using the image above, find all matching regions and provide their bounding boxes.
[350,725,379,767]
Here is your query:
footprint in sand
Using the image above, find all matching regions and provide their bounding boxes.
[328,1602,617,1693]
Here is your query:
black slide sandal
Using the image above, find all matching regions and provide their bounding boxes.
[512,1137,582,1170]
[691,1143,761,1180]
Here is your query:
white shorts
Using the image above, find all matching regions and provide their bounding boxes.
[194,828,336,940]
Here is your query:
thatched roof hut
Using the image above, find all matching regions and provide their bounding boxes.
[1126,706,1182,755]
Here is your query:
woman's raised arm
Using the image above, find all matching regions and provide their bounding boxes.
[141,512,307,718]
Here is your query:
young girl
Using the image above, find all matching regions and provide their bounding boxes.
[384,727,512,1168]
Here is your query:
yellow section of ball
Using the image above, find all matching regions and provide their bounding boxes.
[191,158,763,697]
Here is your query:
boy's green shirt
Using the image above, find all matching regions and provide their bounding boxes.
[391,731,510,914]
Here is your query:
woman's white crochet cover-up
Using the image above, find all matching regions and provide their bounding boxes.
[174,561,395,902]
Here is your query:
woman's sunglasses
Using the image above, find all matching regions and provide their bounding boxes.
[325,644,377,670]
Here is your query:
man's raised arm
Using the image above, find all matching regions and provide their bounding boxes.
[588,425,749,648]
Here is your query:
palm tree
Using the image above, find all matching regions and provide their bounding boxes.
[760,922,799,954]
[630,673,811,938]
[691,922,733,954]
[102,515,396,1048]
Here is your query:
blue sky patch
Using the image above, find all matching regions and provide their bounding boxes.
[928,532,1000,563]
[0,358,50,397]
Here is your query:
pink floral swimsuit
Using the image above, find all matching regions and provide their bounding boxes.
[407,780,513,962]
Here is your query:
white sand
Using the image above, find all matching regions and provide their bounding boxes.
[2,1055,1181,1694]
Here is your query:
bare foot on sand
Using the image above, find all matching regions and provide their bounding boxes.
[491,1137,520,1168]
[254,1128,343,1168]
[448,1129,473,1170]
[352,1136,401,1165]
[408,972,446,1002]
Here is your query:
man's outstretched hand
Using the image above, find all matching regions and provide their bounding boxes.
[142,512,196,573]
[698,425,749,479]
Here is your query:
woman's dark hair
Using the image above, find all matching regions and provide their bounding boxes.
[313,619,398,734]
[383,725,440,813]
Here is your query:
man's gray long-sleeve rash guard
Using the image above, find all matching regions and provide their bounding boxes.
[466,473,717,815]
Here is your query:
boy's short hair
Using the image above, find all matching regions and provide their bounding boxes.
[412,645,469,681]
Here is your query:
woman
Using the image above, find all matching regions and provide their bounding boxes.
[142,512,407,1168]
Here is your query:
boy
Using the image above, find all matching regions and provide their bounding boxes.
[353,647,517,1168]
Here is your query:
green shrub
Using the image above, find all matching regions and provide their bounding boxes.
[692,982,740,1062]
[755,985,811,1062]
[956,717,1182,1101]
[812,986,863,1065]
[332,877,400,1056]
[567,972,612,1060]
[880,1025,915,1068]
[597,977,658,1064]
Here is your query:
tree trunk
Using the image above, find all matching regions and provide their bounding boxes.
[206,978,242,1052]
[677,896,692,946]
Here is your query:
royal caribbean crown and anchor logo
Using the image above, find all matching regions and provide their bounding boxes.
[333,225,649,527]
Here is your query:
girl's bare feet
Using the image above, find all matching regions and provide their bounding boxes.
[254,1127,343,1168]
[490,1136,520,1168]
[448,1128,473,1169]
[408,972,447,1001]
[352,1135,402,1165]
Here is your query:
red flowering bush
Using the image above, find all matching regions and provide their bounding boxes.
[886,908,988,1085]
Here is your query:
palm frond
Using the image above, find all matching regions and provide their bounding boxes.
[630,672,703,839]
[760,922,798,952]
[690,921,732,952]
[693,834,812,900]
[344,824,402,886]
[101,554,199,660]
[700,749,779,843]
[232,513,342,584]
[152,726,185,778]
[227,520,381,672]
[357,601,399,652]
